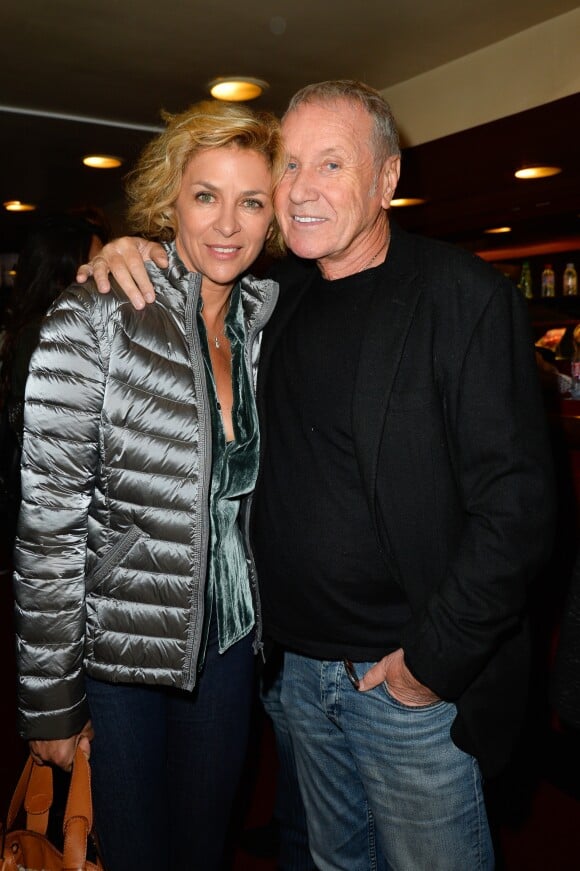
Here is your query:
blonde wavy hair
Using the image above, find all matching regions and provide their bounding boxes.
[125,100,286,255]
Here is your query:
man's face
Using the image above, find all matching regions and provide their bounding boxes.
[275,99,399,276]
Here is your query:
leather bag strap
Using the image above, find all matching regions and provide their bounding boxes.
[4,747,96,870]
[24,762,53,835]
[62,747,94,870]
[6,754,53,834]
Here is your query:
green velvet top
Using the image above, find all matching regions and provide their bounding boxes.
[197,282,260,655]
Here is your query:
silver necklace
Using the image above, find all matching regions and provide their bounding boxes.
[200,301,228,349]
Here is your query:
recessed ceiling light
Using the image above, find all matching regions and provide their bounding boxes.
[484,226,512,234]
[3,200,36,212]
[390,197,426,207]
[83,154,123,169]
[208,77,269,101]
[514,165,562,179]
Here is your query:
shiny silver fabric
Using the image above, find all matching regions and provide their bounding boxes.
[13,244,278,739]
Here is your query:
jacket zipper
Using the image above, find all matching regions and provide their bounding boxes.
[182,273,212,690]
[242,281,279,661]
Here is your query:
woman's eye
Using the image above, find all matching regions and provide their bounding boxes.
[243,198,264,210]
[286,161,298,172]
[195,192,215,203]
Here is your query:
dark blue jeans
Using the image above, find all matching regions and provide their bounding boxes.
[85,620,255,871]
[260,655,316,871]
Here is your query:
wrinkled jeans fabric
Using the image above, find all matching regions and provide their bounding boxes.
[85,617,254,871]
[280,652,494,871]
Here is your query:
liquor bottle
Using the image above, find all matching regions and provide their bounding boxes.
[518,261,533,299]
[541,264,555,298]
[563,263,578,296]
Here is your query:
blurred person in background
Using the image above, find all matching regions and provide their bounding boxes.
[1,214,101,440]
[0,214,99,542]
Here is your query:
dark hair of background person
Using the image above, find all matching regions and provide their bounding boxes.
[68,204,112,248]
[3,214,100,338]
[0,214,103,534]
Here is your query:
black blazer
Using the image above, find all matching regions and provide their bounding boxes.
[552,548,580,729]
[258,223,555,777]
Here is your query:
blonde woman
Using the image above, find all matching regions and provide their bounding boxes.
[13,101,284,871]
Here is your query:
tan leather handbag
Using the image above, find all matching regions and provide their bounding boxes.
[0,747,103,871]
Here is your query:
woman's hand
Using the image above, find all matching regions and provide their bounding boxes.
[76,236,167,309]
[29,719,94,771]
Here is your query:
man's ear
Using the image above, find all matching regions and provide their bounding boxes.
[379,155,401,209]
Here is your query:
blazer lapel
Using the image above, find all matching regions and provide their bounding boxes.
[257,257,318,403]
[258,231,424,502]
[352,226,424,497]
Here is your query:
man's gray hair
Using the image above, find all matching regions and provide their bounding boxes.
[285,80,400,165]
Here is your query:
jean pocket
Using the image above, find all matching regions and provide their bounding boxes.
[381,681,448,711]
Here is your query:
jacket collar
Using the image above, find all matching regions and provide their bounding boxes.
[145,241,278,325]
[143,242,201,312]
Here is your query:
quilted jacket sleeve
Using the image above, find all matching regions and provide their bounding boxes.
[13,285,106,740]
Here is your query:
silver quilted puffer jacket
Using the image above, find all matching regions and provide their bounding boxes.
[13,244,278,740]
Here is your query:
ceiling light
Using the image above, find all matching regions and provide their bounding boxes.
[484,226,512,234]
[83,154,123,169]
[208,77,268,101]
[3,200,36,212]
[390,197,426,207]
[514,165,562,179]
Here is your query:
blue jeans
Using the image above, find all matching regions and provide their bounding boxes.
[280,652,494,871]
[85,619,255,871]
[260,653,317,870]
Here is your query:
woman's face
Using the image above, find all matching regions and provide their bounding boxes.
[174,145,273,296]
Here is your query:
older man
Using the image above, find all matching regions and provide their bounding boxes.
[81,81,554,870]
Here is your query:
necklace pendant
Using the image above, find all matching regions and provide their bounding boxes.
[214,336,220,349]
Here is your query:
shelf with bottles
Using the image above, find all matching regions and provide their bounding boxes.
[523,260,576,300]
[476,236,580,302]
[491,254,579,302]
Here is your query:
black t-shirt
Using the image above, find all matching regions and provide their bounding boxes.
[252,267,411,661]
